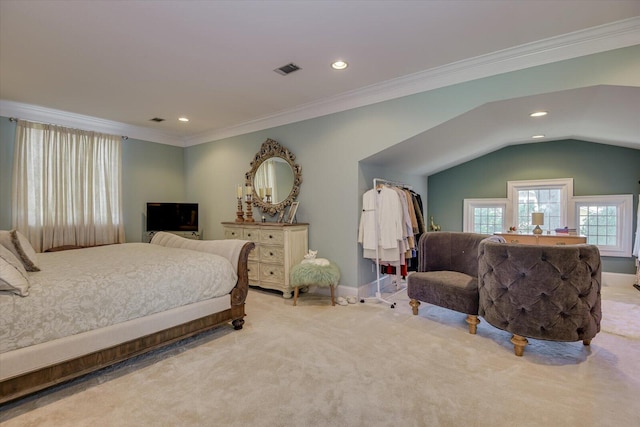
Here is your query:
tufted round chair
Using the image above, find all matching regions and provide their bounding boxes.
[478,241,601,356]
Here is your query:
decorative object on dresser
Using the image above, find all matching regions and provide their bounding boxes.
[244,183,255,222]
[245,138,302,216]
[286,201,300,224]
[222,222,308,298]
[236,184,245,222]
[494,232,587,245]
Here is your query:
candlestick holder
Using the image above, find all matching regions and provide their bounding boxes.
[235,197,245,222]
[244,194,255,222]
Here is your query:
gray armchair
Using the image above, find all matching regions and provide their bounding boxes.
[407,232,488,334]
[478,241,602,356]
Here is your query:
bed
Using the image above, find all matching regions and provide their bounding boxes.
[0,230,254,404]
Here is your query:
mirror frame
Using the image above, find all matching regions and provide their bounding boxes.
[245,139,302,216]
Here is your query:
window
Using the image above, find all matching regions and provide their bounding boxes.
[463,199,507,234]
[572,195,633,257]
[508,178,572,234]
[464,178,633,257]
[12,120,124,252]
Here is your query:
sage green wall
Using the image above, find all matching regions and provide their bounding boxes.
[0,117,186,243]
[121,138,185,242]
[427,139,640,274]
[185,46,640,288]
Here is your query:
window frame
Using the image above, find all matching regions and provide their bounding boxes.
[463,178,633,258]
[570,194,633,257]
[463,198,508,234]
[507,178,573,232]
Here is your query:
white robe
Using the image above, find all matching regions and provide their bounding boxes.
[358,187,404,262]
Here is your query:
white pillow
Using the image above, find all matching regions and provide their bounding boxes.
[0,229,40,272]
[0,244,30,296]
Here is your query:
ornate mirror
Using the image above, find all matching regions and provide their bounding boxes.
[245,139,302,216]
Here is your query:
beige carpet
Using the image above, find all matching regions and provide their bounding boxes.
[1,284,639,427]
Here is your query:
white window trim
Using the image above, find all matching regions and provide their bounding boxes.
[570,194,633,257]
[507,178,573,229]
[463,198,507,233]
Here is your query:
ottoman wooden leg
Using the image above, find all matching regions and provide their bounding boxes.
[409,299,420,315]
[465,314,480,335]
[511,334,529,356]
[330,285,335,306]
[293,286,300,306]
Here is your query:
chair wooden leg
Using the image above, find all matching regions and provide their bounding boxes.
[510,334,529,356]
[583,339,592,346]
[465,314,480,334]
[409,299,420,315]
[330,285,335,306]
[293,286,300,306]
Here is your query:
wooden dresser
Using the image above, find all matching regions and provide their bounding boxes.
[495,233,587,245]
[222,222,308,297]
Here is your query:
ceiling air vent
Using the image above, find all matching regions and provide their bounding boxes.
[274,63,301,76]
[149,117,165,122]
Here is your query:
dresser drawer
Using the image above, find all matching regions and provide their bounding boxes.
[260,264,286,283]
[248,244,259,261]
[243,229,260,242]
[247,261,260,282]
[259,245,284,264]
[260,229,284,245]
[224,228,243,239]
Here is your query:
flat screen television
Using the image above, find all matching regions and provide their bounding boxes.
[146,202,199,232]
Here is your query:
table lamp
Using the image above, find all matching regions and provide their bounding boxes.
[532,212,544,235]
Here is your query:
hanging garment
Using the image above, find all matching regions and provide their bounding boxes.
[358,186,404,262]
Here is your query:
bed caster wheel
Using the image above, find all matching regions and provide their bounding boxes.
[360,299,365,303]
[390,303,396,309]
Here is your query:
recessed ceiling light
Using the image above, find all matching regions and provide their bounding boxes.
[530,111,548,117]
[531,134,546,139]
[331,60,348,70]
[178,117,189,122]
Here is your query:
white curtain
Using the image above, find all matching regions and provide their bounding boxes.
[254,159,277,201]
[12,120,125,252]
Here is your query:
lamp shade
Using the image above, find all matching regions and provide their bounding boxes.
[532,212,544,225]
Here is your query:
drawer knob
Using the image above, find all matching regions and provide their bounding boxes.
[270,271,274,275]
[269,252,274,256]
[269,234,273,239]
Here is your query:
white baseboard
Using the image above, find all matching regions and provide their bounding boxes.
[309,272,635,299]
[306,275,393,299]
[602,272,636,289]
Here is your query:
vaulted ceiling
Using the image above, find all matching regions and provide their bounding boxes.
[1,1,639,167]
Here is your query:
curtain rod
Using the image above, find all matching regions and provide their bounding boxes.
[8,117,129,140]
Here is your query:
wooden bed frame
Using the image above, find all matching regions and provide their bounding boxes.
[0,241,255,404]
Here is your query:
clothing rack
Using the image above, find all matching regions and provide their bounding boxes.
[365,177,411,308]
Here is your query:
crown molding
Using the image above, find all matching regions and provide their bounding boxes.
[184,17,640,146]
[0,100,185,146]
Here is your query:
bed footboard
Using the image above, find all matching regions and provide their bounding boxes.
[230,241,255,330]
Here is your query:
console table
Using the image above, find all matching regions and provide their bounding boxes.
[495,232,587,245]
[222,222,308,298]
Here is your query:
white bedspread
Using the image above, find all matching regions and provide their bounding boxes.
[0,243,238,353]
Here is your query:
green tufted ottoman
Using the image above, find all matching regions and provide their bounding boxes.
[290,261,340,306]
